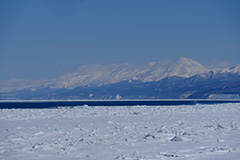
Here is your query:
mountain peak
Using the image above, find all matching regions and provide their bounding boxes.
[167,57,207,77]
[176,56,198,64]
[177,56,189,61]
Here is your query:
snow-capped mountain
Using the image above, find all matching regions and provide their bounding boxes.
[51,57,208,89]
[0,57,239,100]
[163,57,207,78]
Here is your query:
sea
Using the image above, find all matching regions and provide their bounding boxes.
[0,99,240,109]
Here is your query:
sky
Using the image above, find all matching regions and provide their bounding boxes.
[0,0,240,80]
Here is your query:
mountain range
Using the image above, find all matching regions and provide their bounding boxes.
[0,57,240,100]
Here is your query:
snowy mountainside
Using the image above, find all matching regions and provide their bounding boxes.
[52,63,137,88]
[0,79,50,92]
[164,57,207,77]
[227,64,240,74]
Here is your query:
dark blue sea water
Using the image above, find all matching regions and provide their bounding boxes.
[0,100,240,109]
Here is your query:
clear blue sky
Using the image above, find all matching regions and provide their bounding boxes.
[0,0,239,80]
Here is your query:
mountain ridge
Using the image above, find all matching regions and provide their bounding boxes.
[0,57,239,100]
[1,57,208,91]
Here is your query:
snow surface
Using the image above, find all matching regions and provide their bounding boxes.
[0,104,240,160]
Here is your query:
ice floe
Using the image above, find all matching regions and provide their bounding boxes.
[0,103,240,159]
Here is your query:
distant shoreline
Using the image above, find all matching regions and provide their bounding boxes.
[0,99,240,109]
[1,99,240,102]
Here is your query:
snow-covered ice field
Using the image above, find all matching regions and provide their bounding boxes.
[0,103,240,160]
